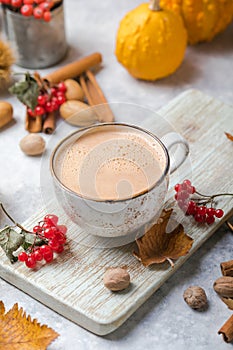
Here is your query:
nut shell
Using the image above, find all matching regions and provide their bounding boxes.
[64,79,84,101]
[103,267,130,291]
[213,276,233,298]
[0,101,13,129]
[19,134,46,156]
[183,286,208,309]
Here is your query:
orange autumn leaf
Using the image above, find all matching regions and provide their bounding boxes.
[225,132,233,142]
[0,301,59,350]
[133,208,194,268]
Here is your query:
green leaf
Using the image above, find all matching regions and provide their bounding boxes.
[9,72,40,110]
[22,230,45,248]
[0,226,25,264]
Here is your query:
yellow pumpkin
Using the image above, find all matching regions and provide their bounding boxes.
[115,1,187,81]
[160,0,233,44]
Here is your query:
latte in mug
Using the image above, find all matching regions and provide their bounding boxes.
[60,125,166,201]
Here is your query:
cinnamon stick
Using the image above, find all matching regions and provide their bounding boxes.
[218,314,233,343]
[44,53,102,84]
[221,260,233,277]
[43,112,56,134]
[79,70,114,122]
[25,112,43,133]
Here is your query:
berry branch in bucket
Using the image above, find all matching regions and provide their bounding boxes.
[0,0,63,22]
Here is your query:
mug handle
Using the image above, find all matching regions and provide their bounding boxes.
[161,132,189,174]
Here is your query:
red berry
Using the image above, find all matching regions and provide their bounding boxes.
[11,0,22,7]
[58,82,67,93]
[20,4,33,16]
[206,208,215,217]
[39,1,51,10]
[37,94,48,106]
[57,225,67,235]
[51,87,58,96]
[206,215,215,225]
[35,105,45,116]
[44,214,58,226]
[34,249,43,261]
[25,255,36,268]
[18,251,28,262]
[45,101,54,113]
[34,0,44,3]
[23,0,33,4]
[186,201,197,215]
[43,11,51,22]
[178,200,188,212]
[57,95,66,105]
[215,209,224,218]
[183,179,192,187]
[54,245,64,254]
[54,232,66,245]
[33,6,43,19]
[174,184,181,192]
[48,239,60,251]
[40,245,52,255]
[42,222,52,230]
[56,91,65,97]
[197,206,207,216]
[191,186,196,194]
[177,190,189,201]
[43,250,54,263]
[194,213,206,223]
[51,97,59,111]
[33,225,42,233]
[27,108,36,117]
[44,226,57,239]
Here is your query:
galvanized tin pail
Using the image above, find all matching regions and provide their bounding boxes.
[2,3,68,69]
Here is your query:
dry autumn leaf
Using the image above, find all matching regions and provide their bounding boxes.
[0,301,59,350]
[133,208,194,268]
[225,132,233,142]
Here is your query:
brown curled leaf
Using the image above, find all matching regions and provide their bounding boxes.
[225,132,233,142]
[133,208,194,268]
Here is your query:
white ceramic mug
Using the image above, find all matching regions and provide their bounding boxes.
[50,123,189,241]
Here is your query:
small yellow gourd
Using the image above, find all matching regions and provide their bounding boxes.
[160,0,233,44]
[115,0,187,81]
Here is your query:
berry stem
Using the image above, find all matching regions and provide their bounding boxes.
[195,191,233,199]
[0,202,31,233]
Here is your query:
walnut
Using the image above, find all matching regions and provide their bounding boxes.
[103,267,130,291]
[183,286,208,310]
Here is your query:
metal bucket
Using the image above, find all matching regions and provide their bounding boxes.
[2,3,68,69]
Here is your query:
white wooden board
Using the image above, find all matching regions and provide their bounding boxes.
[0,89,232,335]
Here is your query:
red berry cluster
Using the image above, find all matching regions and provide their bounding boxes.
[27,82,67,117]
[18,214,67,268]
[0,0,55,22]
[174,179,224,225]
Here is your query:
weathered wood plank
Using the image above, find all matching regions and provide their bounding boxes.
[0,89,232,335]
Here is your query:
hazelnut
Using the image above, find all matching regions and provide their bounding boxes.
[183,286,208,310]
[103,267,130,291]
[19,134,46,156]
